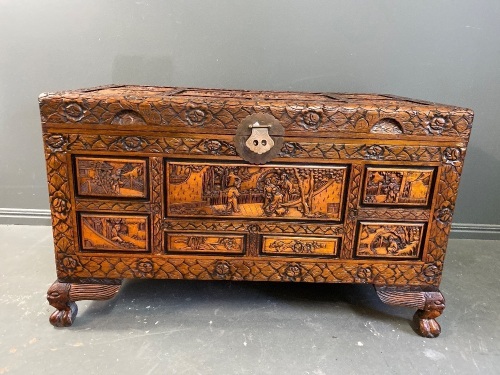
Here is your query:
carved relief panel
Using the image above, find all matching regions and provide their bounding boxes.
[75,157,148,199]
[166,162,348,221]
[262,236,338,257]
[79,213,149,252]
[166,233,245,254]
[355,222,425,259]
[362,167,435,207]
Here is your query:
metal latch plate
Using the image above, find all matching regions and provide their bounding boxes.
[234,113,284,164]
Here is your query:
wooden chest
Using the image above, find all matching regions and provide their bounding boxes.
[40,85,473,337]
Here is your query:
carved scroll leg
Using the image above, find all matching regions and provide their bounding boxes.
[47,280,122,327]
[374,286,445,338]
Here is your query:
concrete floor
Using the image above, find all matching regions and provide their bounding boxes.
[0,225,499,374]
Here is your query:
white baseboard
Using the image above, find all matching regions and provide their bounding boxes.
[1,208,499,240]
[0,208,52,225]
[449,223,500,240]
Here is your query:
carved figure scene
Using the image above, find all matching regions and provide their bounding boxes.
[167,234,243,253]
[76,157,146,198]
[356,223,424,259]
[364,168,433,206]
[167,162,347,221]
[263,236,337,256]
[81,214,148,251]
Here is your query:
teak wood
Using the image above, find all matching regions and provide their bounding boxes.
[40,85,473,337]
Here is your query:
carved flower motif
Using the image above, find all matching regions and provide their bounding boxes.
[64,102,84,121]
[205,140,222,154]
[279,142,301,158]
[283,263,302,280]
[435,202,454,227]
[61,256,78,271]
[348,209,358,221]
[356,266,372,282]
[62,257,77,270]
[213,261,231,278]
[186,104,207,126]
[121,136,144,151]
[304,243,314,253]
[293,242,304,253]
[364,145,384,160]
[443,147,463,167]
[248,224,260,233]
[301,109,323,130]
[427,115,452,135]
[46,134,67,151]
[137,260,154,275]
[56,256,82,276]
[421,264,441,283]
[51,192,71,220]
[220,238,236,251]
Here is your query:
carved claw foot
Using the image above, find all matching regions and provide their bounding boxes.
[47,280,122,327]
[413,312,442,338]
[374,285,445,338]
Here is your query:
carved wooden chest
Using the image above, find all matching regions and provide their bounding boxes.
[40,85,473,337]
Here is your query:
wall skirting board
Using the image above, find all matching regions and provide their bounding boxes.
[448,223,500,240]
[0,208,52,226]
[0,208,499,240]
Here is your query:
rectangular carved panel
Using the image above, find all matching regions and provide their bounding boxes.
[166,233,245,254]
[75,156,148,199]
[362,167,435,207]
[166,162,348,221]
[355,222,425,260]
[262,235,338,257]
[80,213,149,252]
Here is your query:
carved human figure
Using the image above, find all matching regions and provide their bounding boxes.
[225,173,241,213]
[110,168,123,194]
[279,173,295,202]
[387,235,399,255]
[385,177,400,203]
[94,218,103,234]
[111,223,124,243]
[402,181,411,198]
[263,177,287,216]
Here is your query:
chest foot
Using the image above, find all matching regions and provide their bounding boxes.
[47,280,122,327]
[375,285,445,338]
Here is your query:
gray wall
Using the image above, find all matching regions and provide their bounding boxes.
[1,0,499,238]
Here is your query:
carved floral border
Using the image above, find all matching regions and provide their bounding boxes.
[40,93,473,138]
[44,133,464,163]
[55,254,438,286]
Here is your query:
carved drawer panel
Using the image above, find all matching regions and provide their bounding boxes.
[262,235,339,257]
[75,156,148,199]
[355,222,425,260]
[166,161,348,221]
[79,213,149,252]
[165,233,245,254]
[362,166,435,207]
